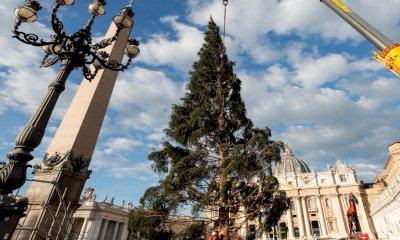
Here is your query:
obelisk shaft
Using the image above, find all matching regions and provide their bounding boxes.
[13,21,132,240]
[47,24,131,159]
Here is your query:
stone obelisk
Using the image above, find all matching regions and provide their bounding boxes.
[12,19,132,240]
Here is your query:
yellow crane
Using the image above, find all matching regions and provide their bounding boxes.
[320,0,400,77]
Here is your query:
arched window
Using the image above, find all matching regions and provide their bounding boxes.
[311,221,320,236]
[294,227,300,237]
[308,197,316,209]
[279,222,288,239]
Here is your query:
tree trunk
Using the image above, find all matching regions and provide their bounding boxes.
[219,206,230,239]
[218,146,230,239]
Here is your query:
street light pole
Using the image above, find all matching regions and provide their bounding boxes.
[5,59,73,191]
[0,0,139,238]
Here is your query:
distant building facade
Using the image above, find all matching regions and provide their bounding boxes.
[268,144,375,239]
[70,188,132,240]
[236,144,376,240]
[363,142,400,240]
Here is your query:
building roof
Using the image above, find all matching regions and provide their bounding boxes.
[273,143,311,176]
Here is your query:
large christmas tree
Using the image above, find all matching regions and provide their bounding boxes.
[138,18,287,239]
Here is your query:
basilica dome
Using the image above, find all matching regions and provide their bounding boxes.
[273,143,311,176]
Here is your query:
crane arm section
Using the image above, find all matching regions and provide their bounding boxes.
[320,0,400,77]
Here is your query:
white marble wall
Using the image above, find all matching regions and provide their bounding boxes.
[370,175,400,240]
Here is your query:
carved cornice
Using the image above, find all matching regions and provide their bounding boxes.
[33,150,91,178]
[43,151,71,168]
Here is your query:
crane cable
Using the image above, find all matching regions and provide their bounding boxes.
[219,0,229,76]
[219,0,229,72]
[217,0,229,129]
[222,0,228,44]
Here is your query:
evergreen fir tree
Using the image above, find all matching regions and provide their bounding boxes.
[138,18,288,239]
[128,208,173,240]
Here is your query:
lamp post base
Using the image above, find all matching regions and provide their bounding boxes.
[0,195,28,240]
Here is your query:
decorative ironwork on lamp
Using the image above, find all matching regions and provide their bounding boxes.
[13,0,140,81]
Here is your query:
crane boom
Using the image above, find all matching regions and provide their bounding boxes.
[320,0,400,77]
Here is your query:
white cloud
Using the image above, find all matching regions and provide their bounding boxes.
[0,58,80,120]
[352,162,382,182]
[146,129,166,142]
[109,67,185,132]
[103,137,144,154]
[91,148,156,180]
[138,16,204,73]
[113,3,400,185]
[293,54,350,89]
[109,161,156,179]
[0,0,55,67]
[187,0,400,65]
[0,0,79,118]
[235,0,398,40]
[237,47,399,182]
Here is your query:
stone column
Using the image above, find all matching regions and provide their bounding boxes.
[83,219,94,239]
[111,221,119,240]
[120,223,129,240]
[78,218,89,240]
[331,194,347,235]
[65,218,75,239]
[316,196,328,236]
[98,220,109,240]
[115,222,124,240]
[301,197,312,237]
[88,219,103,240]
[286,208,295,239]
[238,206,248,239]
[295,197,305,237]
[355,193,373,234]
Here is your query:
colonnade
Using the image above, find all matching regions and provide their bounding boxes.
[75,217,128,240]
[283,194,347,239]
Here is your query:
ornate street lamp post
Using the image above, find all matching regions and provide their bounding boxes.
[0,0,139,238]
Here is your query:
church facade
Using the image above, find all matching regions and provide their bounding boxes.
[237,144,376,240]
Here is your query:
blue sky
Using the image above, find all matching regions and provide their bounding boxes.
[1,0,400,207]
